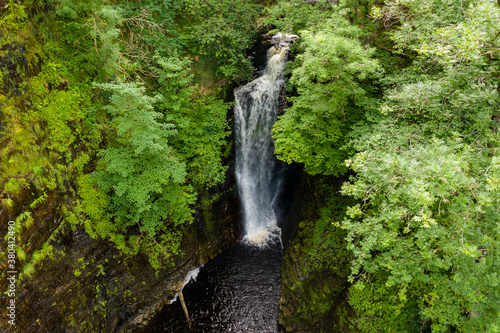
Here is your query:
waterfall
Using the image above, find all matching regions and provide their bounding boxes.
[234,34,297,245]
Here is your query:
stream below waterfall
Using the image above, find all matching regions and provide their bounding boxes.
[148,241,283,332]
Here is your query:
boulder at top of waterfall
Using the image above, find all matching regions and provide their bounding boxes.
[271,33,299,49]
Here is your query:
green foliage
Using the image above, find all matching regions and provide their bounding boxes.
[0,0,244,284]
[30,83,84,155]
[273,14,381,175]
[119,0,182,55]
[263,0,336,34]
[342,142,500,332]
[154,54,230,189]
[181,0,260,82]
[93,80,194,238]
[53,0,123,79]
[307,192,355,273]
[2,0,499,329]
[0,1,27,32]
[0,0,100,258]
[370,0,497,66]
[77,174,114,239]
[339,1,500,331]
[270,0,500,331]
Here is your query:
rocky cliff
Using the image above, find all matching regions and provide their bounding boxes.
[0,168,241,332]
[278,175,358,333]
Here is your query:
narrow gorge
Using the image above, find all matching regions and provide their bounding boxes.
[2,1,499,332]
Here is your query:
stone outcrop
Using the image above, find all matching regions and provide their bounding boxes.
[271,33,299,50]
[0,168,241,333]
[278,175,358,333]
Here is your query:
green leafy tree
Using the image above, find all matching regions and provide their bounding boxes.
[342,142,500,332]
[341,0,500,331]
[273,14,381,175]
[267,0,500,331]
[154,54,230,189]
[54,0,123,79]
[87,80,193,266]
[181,0,260,83]
[263,0,337,34]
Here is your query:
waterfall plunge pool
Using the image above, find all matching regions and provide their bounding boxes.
[146,240,283,333]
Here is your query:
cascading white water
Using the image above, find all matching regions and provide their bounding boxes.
[149,34,298,333]
[234,36,295,245]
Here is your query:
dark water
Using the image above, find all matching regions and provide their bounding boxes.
[148,241,283,333]
[148,38,298,333]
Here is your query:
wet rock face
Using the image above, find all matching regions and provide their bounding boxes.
[278,175,358,333]
[1,43,41,95]
[279,223,357,333]
[0,178,241,333]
